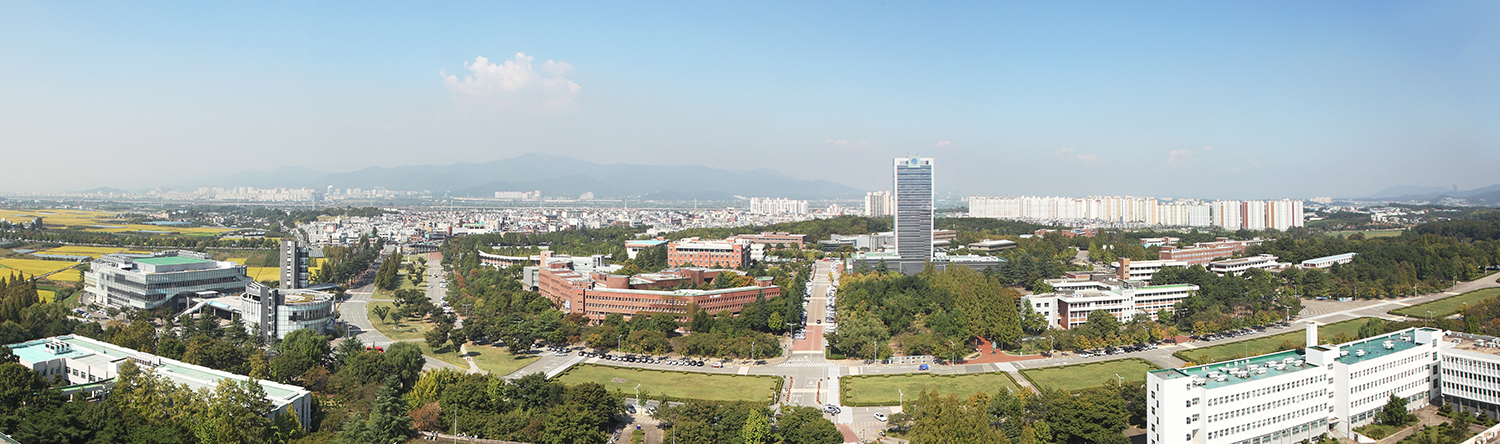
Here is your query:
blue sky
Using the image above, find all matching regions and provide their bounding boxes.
[2,1,1496,199]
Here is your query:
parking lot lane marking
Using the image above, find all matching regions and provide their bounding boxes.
[738,366,750,375]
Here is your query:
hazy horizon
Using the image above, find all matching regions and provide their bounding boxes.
[3,2,1497,200]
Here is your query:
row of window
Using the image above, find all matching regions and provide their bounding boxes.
[1208,375,1326,406]
[1445,380,1500,400]
[1354,366,1428,393]
[1353,352,1431,379]
[1207,406,1325,440]
[1209,390,1327,423]
[1354,380,1426,407]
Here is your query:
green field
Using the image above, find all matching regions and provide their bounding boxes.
[1020,359,1159,392]
[1391,288,1500,319]
[557,365,778,402]
[842,372,1019,406]
[468,345,539,376]
[1174,318,1370,364]
[41,246,126,258]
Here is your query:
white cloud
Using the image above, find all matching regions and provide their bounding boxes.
[934,140,951,147]
[440,53,581,108]
[825,139,873,150]
[1054,147,1101,162]
[1167,145,1214,166]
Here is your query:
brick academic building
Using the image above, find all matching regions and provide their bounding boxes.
[535,260,779,323]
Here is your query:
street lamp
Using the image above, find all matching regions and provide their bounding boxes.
[948,340,956,364]
[634,384,641,408]
[1115,374,1123,387]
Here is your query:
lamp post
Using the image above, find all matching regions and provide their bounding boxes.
[1115,373,1123,387]
[634,384,641,408]
[948,340,956,365]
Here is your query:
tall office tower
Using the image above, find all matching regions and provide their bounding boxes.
[279,239,311,289]
[865,190,895,217]
[894,157,934,261]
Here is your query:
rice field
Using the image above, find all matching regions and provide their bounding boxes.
[41,246,128,258]
[38,290,56,303]
[0,258,82,280]
[246,267,280,282]
[0,209,237,236]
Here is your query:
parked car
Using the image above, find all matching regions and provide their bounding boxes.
[874,412,888,422]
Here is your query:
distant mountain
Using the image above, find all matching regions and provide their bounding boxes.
[1370,183,1500,206]
[1369,185,1453,199]
[201,154,865,200]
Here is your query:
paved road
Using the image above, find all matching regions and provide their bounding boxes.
[334,250,462,372]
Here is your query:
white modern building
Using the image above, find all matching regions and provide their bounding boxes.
[748,197,809,215]
[1024,277,1198,329]
[1208,254,1285,276]
[1147,325,1445,444]
[7,335,313,427]
[84,251,250,310]
[1115,258,1190,282]
[241,282,336,341]
[1300,253,1357,269]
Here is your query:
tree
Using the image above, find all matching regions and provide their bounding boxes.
[278,328,331,377]
[1084,309,1122,340]
[409,402,443,433]
[776,406,843,444]
[907,389,1008,444]
[337,382,415,444]
[192,378,275,444]
[1379,394,1413,426]
[740,408,772,444]
[372,305,390,324]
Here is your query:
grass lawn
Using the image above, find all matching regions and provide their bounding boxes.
[1391,288,1500,319]
[467,345,539,376]
[557,364,778,402]
[842,372,1019,406]
[1020,358,1160,392]
[416,342,470,369]
[366,301,432,341]
[1354,423,1401,440]
[1174,318,1370,364]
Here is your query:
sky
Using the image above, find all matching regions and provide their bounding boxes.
[2,1,1497,200]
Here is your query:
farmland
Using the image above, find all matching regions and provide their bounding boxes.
[0,258,84,281]
[0,208,238,236]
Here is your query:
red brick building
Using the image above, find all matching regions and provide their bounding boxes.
[666,238,751,268]
[1158,238,1255,265]
[535,262,779,322]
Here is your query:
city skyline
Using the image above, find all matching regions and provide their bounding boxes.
[2,2,1497,199]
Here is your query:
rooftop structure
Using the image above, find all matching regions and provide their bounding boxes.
[1208,254,1284,276]
[1300,253,1357,269]
[8,335,312,427]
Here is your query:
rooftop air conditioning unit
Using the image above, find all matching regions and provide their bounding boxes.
[1356,349,1366,357]
[1340,351,1350,357]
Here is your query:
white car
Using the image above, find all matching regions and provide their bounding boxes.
[873,412,888,422]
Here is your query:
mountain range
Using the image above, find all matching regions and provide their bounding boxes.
[1367,184,1500,206]
[206,153,865,201]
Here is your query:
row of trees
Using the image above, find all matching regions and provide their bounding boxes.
[0,273,41,325]
[902,383,1145,444]
[310,233,380,286]
[403,369,625,444]
[651,400,842,444]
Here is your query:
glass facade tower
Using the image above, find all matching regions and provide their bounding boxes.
[894,157,934,261]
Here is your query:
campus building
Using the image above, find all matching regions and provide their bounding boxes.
[532,259,779,322]
[6,335,313,427]
[1208,254,1285,276]
[1023,276,1198,329]
[84,251,250,310]
[1147,325,1447,444]
[730,232,808,249]
[895,157,934,263]
[666,238,751,269]
[1300,253,1357,269]
[279,239,311,289]
[1114,258,1190,282]
[624,239,668,259]
[241,282,337,341]
[748,197,809,215]
[1159,239,1264,266]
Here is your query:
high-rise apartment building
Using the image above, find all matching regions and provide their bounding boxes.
[894,157,934,262]
[865,190,895,217]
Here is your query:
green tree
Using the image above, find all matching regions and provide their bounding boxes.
[740,408,771,444]
[371,305,390,324]
[337,382,414,444]
[776,406,843,444]
[1379,394,1413,426]
[192,378,275,444]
